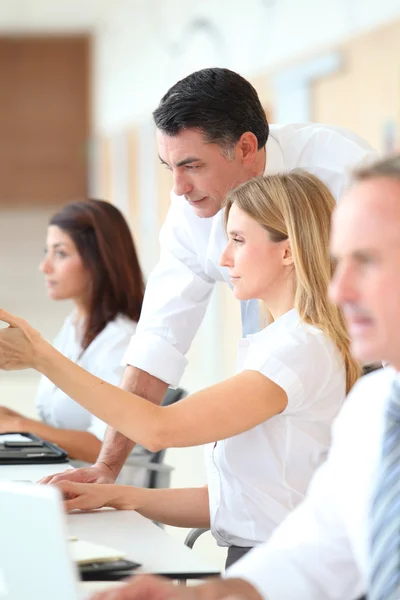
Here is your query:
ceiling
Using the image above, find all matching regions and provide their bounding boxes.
[0,0,115,33]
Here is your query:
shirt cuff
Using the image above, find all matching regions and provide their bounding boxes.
[122,332,188,387]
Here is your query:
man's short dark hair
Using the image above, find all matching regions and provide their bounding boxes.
[153,68,269,153]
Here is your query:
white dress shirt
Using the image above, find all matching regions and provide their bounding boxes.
[124,123,377,387]
[226,366,393,600]
[36,313,136,440]
[204,309,346,548]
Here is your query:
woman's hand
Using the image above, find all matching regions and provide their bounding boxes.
[90,575,197,600]
[54,481,124,512]
[0,309,45,370]
[0,405,25,433]
[89,574,262,600]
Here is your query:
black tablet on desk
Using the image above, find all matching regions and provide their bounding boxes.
[0,432,69,464]
[79,559,141,581]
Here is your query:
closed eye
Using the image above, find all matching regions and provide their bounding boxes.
[353,252,378,266]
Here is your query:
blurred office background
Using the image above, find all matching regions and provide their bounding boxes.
[1,0,400,567]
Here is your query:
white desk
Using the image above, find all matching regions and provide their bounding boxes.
[0,462,220,580]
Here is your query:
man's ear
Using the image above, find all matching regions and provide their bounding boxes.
[237,132,259,164]
[282,240,294,266]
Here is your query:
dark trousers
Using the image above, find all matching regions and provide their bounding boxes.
[225,545,253,569]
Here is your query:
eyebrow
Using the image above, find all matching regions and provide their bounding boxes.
[158,155,201,168]
[47,243,68,249]
[228,230,245,236]
[331,249,377,261]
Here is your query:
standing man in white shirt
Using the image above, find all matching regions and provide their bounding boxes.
[43,67,377,487]
[87,154,400,600]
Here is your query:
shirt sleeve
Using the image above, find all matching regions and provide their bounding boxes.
[123,198,216,387]
[245,329,342,412]
[225,410,365,600]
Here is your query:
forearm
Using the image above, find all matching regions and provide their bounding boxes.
[34,338,286,452]
[95,366,168,478]
[18,418,101,463]
[106,485,210,528]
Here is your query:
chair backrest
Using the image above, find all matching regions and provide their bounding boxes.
[148,387,187,489]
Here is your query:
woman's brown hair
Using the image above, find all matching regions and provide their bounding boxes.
[50,199,145,351]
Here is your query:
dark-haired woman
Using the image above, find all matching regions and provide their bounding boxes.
[0,199,145,466]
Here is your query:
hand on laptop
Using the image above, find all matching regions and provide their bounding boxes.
[89,574,260,600]
[40,462,115,485]
[90,575,191,600]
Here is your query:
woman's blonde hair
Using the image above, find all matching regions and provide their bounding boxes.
[225,170,361,393]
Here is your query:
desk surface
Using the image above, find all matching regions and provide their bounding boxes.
[0,462,220,579]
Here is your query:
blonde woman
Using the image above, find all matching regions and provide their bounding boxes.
[0,171,360,568]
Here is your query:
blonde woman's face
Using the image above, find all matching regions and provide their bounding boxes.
[220,204,290,302]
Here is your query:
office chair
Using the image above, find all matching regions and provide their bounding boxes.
[184,527,210,548]
[121,387,187,489]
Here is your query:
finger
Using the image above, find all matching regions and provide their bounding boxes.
[0,309,27,329]
[38,475,55,484]
[115,575,175,600]
[38,469,76,484]
[53,480,80,497]
[90,590,122,600]
[64,496,87,512]
[90,581,133,600]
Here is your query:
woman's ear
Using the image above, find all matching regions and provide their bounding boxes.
[282,240,294,266]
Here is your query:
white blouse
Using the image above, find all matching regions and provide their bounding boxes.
[35,313,136,440]
[225,367,391,600]
[204,309,347,548]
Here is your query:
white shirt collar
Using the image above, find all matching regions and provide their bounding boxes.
[264,133,285,175]
[246,308,300,343]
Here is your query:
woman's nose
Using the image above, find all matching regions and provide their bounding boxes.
[219,244,233,268]
[39,256,52,274]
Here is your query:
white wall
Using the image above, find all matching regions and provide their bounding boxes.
[93,0,400,131]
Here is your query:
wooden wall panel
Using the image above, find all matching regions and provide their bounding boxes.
[0,36,90,205]
[312,21,400,152]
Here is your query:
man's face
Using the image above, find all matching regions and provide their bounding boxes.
[157,128,253,218]
[330,177,400,368]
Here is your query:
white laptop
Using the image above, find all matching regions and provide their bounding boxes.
[0,482,122,600]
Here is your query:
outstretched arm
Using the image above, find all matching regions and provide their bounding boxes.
[0,310,287,451]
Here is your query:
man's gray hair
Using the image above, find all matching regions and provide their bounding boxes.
[354,154,400,182]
